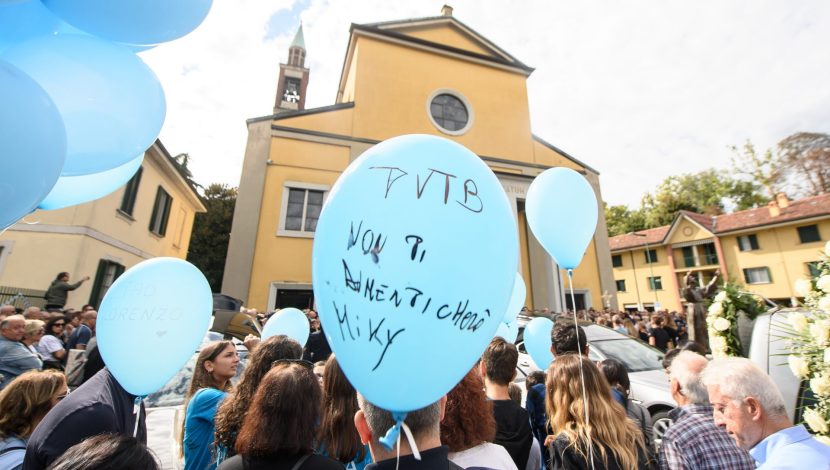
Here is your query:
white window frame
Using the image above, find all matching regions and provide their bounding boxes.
[744,267,772,285]
[267,282,315,311]
[277,182,330,239]
[426,89,474,136]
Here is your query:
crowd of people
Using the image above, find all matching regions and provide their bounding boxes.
[2,284,829,469]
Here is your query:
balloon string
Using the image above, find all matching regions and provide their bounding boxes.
[567,269,594,470]
[133,396,143,438]
[0,216,39,237]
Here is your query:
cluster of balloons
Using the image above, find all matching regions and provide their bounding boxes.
[0,0,213,230]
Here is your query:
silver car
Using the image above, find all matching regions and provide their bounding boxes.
[515,322,675,446]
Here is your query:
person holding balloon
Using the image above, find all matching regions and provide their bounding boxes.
[181,340,238,470]
[213,335,303,463]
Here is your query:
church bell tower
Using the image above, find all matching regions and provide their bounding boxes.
[274,25,309,114]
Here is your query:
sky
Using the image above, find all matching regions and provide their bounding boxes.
[139,0,830,208]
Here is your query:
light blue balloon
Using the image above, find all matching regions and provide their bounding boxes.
[525,168,598,270]
[495,320,519,344]
[503,274,526,325]
[0,60,65,229]
[43,0,212,46]
[262,308,310,347]
[524,317,553,370]
[312,134,519,413]
[1,34,165,176]
[97,258,212,396]
[0,0,62,53]
[38,153,143,211]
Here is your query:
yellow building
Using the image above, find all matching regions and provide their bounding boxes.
[609,193,830,311]
[223,7,617,312]
[0,141,206,309]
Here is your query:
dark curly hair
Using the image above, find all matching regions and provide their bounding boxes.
[214,335,302,454]
[439,368,496,452]
[551,321,588,356]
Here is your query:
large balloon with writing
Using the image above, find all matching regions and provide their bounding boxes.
[97,258,212,396]
[1,34,165,176]
[261,308,310,347]
[525,168,598,270]
[0,60,65,230]
[524,317,553,370]
[313,134,518,412]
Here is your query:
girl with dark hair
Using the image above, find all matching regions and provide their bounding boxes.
[182,341,238,470]
[216,362,342,470]
[47,433,159,470]
[214,335,303,463]
[0,370,67,469]
[598,358,654,454]
[317,356,371,470]
[545,355,650,470]
[440,368,517,469]
[38,316,68,369]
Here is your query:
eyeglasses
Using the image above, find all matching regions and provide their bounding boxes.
[271,358,314,370]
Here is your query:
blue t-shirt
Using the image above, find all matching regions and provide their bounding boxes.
[184,387,227,470]
[66,324,92,349]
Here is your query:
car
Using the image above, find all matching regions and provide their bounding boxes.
[514,319,675,448]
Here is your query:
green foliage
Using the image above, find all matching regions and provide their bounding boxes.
[604,169,768,235]
[777,132,830,197]
[186,183,237,292]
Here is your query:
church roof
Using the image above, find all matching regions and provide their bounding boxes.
[290,24,305,49]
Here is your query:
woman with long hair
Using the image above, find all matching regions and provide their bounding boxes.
[214,335,303,463]
[440,368,517,470]
[622,318,638,338]
[216,362,341,470]
[0,370,67,469]
[545,355,650,470]
[37,316,67,369]
[181,340,238,470]
[317,356,371,470]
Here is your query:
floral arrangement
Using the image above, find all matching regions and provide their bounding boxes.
[706,281,765,358]
[785,241,830,444]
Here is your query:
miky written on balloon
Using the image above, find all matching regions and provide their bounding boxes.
[313,134,518,413]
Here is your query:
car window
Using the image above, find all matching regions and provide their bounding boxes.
[589,339,663,372]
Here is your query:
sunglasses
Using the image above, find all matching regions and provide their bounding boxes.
[53,323,65,327]
[271,358,314,370]
[56,390,69,401]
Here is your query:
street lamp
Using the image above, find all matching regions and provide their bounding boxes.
[632,231,659,311]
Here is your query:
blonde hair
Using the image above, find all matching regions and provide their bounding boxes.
[24,319,45,338]
[0,370,66,439]
[622,318,637,337]
[545,355,645,468]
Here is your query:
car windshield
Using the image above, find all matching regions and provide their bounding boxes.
[590,338,664,372]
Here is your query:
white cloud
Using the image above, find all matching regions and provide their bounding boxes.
[144,0,830,207]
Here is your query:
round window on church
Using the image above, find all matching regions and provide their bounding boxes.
[427,90,473,135]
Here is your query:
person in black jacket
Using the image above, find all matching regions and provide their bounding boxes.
[22,368,146,470]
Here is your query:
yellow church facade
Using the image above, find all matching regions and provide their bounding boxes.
[223,8,616,313]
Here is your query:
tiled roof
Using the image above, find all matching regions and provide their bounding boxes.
[713,193,830,233]
[607,193,830,251]
[608,226,670,251]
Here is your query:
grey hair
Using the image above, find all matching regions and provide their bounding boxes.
[357,394,441,442]
[669,351,710,404]
[701,357,787,416]
[0,314,25,330]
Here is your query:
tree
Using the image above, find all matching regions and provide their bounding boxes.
[777,132,830,197]
[604,169,767,235]
[729,140,782,199]
[187,184,237,292]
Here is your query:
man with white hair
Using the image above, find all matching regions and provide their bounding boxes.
[659,351,754,469]
[702,357,830,468]
[0,315,43,389]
